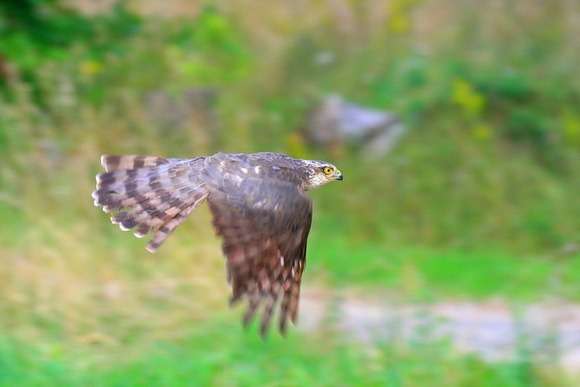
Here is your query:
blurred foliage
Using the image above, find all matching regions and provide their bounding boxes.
[0,0,580,383]
[0,0,141,95]
[168,6,252,85]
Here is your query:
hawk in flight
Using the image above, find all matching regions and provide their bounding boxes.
[92,152,343,336]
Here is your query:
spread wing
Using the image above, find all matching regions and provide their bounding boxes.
[208,174,312,336]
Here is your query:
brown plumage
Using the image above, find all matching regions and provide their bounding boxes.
[92,152,343,336]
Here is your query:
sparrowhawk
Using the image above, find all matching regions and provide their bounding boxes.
[92,152,343,336]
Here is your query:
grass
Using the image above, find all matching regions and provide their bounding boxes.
[308,238,580,301]
[0,320,574,387]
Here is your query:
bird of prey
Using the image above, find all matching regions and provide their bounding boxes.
[92,152,343,336]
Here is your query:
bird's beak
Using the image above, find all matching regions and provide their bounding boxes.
[336,171,343,181]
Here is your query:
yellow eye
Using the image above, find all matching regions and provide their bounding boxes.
[322,166,334,176]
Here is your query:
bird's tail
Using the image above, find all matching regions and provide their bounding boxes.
[92,155,207,252]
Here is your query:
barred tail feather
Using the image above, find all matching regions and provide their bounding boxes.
[101,155,169,172]
[145,191,207,253]
[92,155,206,252]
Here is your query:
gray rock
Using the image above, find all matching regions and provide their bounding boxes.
[306,95,406,157]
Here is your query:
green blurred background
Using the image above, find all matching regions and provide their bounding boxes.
[1,0,579,385]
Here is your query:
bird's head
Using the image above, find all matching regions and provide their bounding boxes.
[302,160,343,189]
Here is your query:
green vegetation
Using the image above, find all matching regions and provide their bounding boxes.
[309,240,580,301]
[1,0,579,384]
[0,322,574,387]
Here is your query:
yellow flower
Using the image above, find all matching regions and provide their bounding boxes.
[388,13,410,33]
[562,111,580,145]
[79,60,102,77]
[387,0,420,34]
[452,79,485,116]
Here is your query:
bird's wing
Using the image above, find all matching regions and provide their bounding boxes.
[207,173,312,336]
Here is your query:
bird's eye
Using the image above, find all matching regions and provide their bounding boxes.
[322,166,334,176]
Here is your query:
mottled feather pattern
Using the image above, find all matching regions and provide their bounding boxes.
[100,155,169,172]
[210,197,305,336]
[205,154,313,336]
[92,152,341,336]
[92,155,207,252]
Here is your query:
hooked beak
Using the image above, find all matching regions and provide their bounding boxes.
[336,171,343,181]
